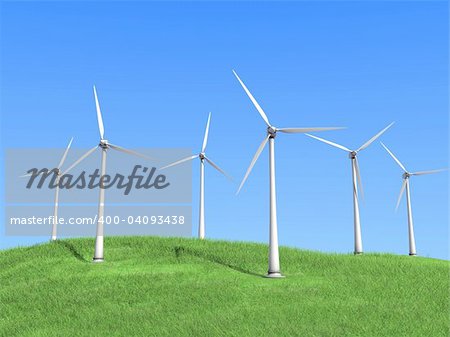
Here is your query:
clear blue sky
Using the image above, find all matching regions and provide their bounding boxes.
[1,1,448,259]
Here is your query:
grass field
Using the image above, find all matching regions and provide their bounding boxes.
[1,236,449,337]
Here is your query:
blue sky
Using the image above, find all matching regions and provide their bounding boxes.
[1,1,448,259]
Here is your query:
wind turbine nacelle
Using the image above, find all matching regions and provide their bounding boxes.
[267,126,277,136]
[349,151,357,159]
[99,139,109,148]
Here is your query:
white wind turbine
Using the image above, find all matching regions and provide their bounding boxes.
[233,70,343,278]
[160,112,230,239]
[304,122,394,254]
[380,142,446,256]
[64,86,152,262]
[22,137,74,241]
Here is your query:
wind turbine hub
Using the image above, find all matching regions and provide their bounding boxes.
[99,139,109,149]
[267,126,277,137]
[403,172,410,179]
[349,151,357,159]
[199,153,205,160]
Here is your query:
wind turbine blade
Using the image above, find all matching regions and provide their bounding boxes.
[57,137,74,169]
[278,127,345,134]
[355,156,364,201]
[159,155,198,170]
[204,156,233,181]
[411,169,447,176]
[357,122,394,152]
[304,133,351,152]
[62,146,98,175]
[236,135,269,194]
[201,112,211,153]
[93,85,105,140]
[396,179,407,211]
[232,70,271,127]
[380,142,407,172]
[108,143,155,160]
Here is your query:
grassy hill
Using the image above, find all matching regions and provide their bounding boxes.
[1,236,449,337]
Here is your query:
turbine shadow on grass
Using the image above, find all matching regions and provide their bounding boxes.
[55,240,88,262]
[174,246,265,278]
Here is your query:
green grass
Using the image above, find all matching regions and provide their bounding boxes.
[1,236,449,337]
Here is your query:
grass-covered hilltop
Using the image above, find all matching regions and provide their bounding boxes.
[1,236,449,336]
